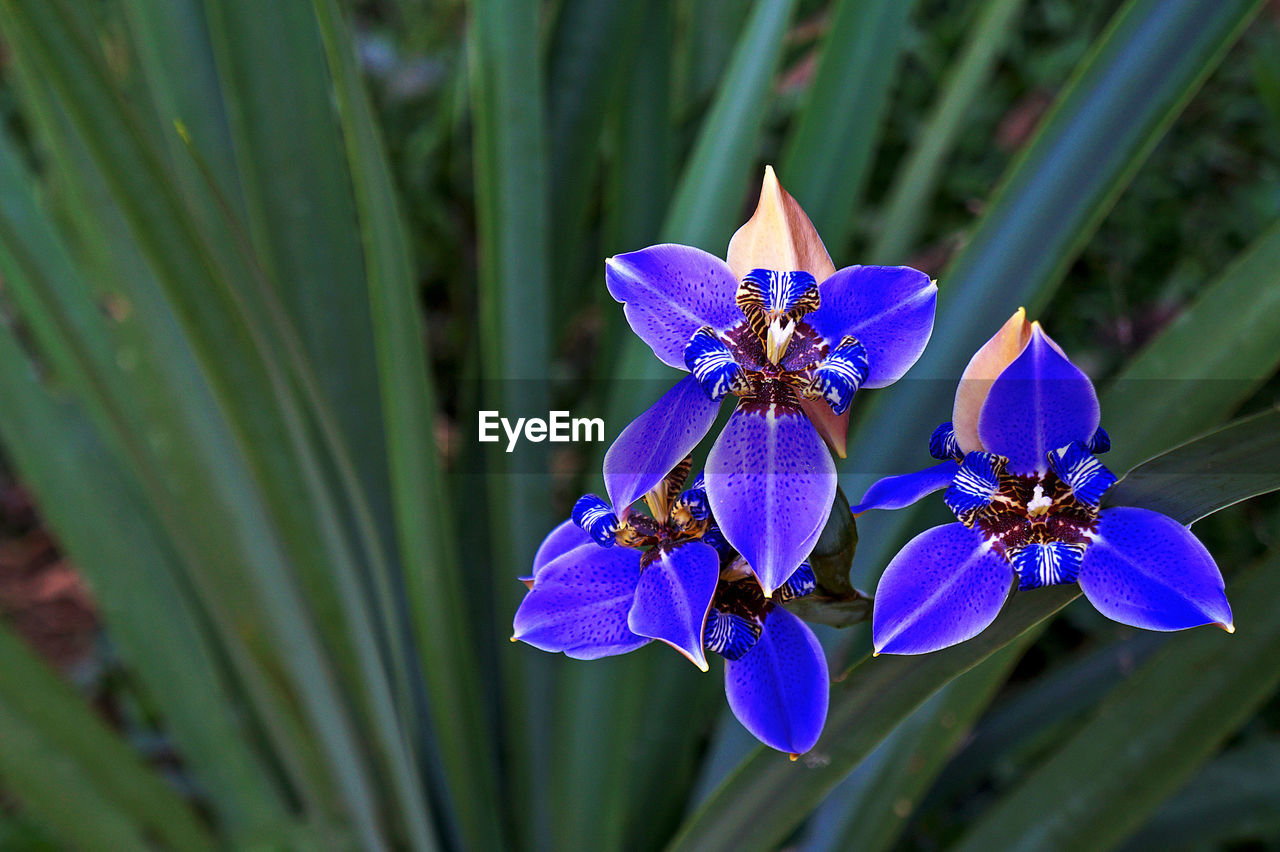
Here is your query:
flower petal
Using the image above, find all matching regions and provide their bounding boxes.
[525,519,594,584]
[513,544,648,659]
[1078,507,1233,632]
[628,541,721,671]
[726,165,836,283]
[724,607,829,754]
[976,324,1100,475]
[603,375,721,512]
[851,462,956,514]
[804,265,937,389]
[606,244,742,368]
[953,309,1032,453]
[872,523,1013,655]
[706,400,837,597]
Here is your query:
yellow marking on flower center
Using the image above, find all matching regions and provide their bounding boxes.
[765,316,796,364]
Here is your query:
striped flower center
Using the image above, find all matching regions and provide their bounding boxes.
[684,268,869,415]
[932,424,1117,590]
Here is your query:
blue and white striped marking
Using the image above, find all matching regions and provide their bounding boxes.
[675,472,711,521]
[570,494,619,547]
[684,327,748,401]
[929,421,963,461]
[805,335,869,415]
[737,268,821,319]
[945,451,1004,524]
[1010,541,1084,590]
[703,609,763,661]
[1048,441,1117,507]
[1087,426,1111,454]
[776,560,817,602]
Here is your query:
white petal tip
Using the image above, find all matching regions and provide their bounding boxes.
[1217,621,1236,634]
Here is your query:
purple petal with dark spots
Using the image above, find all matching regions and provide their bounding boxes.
[852,462,956,514]
[512,544,648,659]
[873,523,1012,655]
[604,375,721,511]
[804,265,937,388]
[706,401,837,597]
[725,607,829,754]
[977,325,1100,475]
[628,541,721,671]
[524,519,593,584]
[1079,507,1232,632]
[606,244,743,368]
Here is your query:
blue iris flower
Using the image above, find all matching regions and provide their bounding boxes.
[602,170,937,598]
[512,464,829,755]
[853,311,1233,656]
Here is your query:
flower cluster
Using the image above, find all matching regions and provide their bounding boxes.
[855,310,1232,655]
[512,169,1235,756]
[513,461,829,753]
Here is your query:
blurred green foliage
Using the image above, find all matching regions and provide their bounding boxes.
[0,0,1276,849]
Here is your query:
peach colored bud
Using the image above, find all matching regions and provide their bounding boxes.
[952,309,1033,453]
[727,165,836,284]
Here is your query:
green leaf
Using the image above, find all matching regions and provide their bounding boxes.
[666,585,1081,852]
[663,0,798,251]
[1105,406,1280,524]
[0,131,298,843]
[779,0,917,248]
[311,1,504,848]
[868,0,1030,263]
[785,489,871,628]
[1119,738,1280,851]
[804,643,1027,852]
[468,0,554,845]
[0,597,213,850]
[1102,218,1280,467]
[0,3,431,845]
[952,553,1280,852]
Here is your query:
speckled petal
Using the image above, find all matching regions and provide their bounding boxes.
[512,544,648,659]
[628,541,721,671]
[724,607,829,754]
[1078,507,1233,632]
[705,400,837,597]
[851,462,956,514]
[804,265,937,388]
[603,375,721,512]
[606,244,743,368]
[977,324,1100,475]
[524,519,594,584]
[873,523,1013,655]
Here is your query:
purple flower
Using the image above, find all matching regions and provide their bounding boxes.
[604,168,937,597]
[512,463,829,754]
[854,310,1233,655]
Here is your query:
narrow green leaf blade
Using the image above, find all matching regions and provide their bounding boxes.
[663,0,798,250]
[952,553,1280,852]
[1105,407,1280,524]
[312,1,504,847]
[780,0,916,246]
[868,0,1030,263]
[666,586,1081,852]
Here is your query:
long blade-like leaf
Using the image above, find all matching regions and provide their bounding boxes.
[953,553,1280,852]
[779,0,917,248]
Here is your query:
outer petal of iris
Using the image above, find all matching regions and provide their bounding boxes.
[804,265,937,389]
[706,399,837,597]
[976,324,1100,475]
[872,523,1013,655]
[1077,507,1233,632]
[724,606,829,754]
[606,244,742,369]
[513,544,649,659]
[627,541,721,671]
[603,375,721,511]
